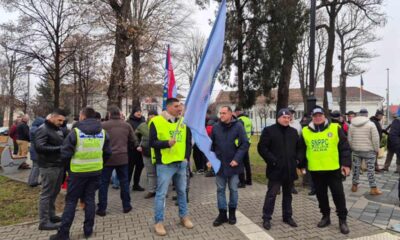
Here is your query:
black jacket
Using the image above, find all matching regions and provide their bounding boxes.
[61,118,112,176]
[127,115,145,131]
[370,116,383,141]
[149,117,192,164]
[211,119,250,177]
[298,120,352,169]
[258,123,300,182]
[17,122,30,141]
[390,119,400,155]
[35,120,67,168]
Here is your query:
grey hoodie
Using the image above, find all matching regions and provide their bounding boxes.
[348,116,380,152]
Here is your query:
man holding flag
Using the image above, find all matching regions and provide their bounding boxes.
[149,98,193,236]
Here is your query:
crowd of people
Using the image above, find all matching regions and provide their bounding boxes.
[6,98,400,239]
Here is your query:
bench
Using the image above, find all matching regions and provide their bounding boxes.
[0,136,27,174]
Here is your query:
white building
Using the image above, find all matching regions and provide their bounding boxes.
[213,87,384,133]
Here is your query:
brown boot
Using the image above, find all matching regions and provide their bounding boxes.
[181,216,194,229]
[370,187,382,195]
[351,184,358,192]
[154,222,167,236]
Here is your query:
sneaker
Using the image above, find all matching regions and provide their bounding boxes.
[154,222,167,236]
[181,216,194,229]
[263,220,271,230]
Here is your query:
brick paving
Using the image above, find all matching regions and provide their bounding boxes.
[1,155,400,239]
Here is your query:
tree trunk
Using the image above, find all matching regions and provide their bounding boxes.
[276,59,293,110]
[107,1,131,109]
[8,77,15,128]
[53,46,61,108]
[323,5,336,111]
[339,43,346,114]
[131,37,141,108]
[235,0,244,108]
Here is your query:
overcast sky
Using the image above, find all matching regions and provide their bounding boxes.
[1,0,399,104]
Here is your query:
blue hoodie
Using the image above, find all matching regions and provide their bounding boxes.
[29,117,45,161]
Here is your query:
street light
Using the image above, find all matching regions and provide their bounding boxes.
[386,68,390,124]
[25,65,32,114]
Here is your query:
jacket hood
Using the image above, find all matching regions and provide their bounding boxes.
[237,113,249,118]
[351,116,370,127]
[32,117,45,127]
[77,118,102,135]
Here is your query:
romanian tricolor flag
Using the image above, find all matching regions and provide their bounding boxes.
[162,45,177,110]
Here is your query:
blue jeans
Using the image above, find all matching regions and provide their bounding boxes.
[59,174,100,237]
[111,170,120,188]
[216,174,239,210]
[98,165,131,212]
[154,161,188,223]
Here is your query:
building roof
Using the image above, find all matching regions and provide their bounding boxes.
[214,87,384,105]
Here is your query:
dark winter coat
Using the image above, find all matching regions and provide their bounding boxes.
[370,116,383,141]
[298,120,352,169]
[127,115,145,161]
[101,118,137,166]
[29,117,45,161]
[35,120,67,168]
[389,118,400,155]
[17,121,30,141]
[211,119,250,177]
[136,121,151,157]
[257,123,300,182]
[61,118,112,176]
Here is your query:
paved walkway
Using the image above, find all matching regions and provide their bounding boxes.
[1,156,400,240]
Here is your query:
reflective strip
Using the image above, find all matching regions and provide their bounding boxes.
[71,158,102,164]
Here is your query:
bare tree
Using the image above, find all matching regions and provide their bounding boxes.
[180,31,206,86]
[1,0,86,108]
[336,5,384,113]
[316,0,385,110]
[294,19,327,113]
[0,28,30,127]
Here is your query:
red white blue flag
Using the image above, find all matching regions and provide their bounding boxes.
[162,45,177,109]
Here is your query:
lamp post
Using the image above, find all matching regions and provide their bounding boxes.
[25,65,32,114]
[386,68,390,124]
[307,0,317,114]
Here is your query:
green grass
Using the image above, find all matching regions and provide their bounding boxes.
[249,135,267,184]
[0,175,41,226]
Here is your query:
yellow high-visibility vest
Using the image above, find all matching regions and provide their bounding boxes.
[151,116,187,164]
[302,123,340,171]
[70,128,105,173]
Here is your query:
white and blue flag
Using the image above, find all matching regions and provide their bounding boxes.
[183,0,226,174]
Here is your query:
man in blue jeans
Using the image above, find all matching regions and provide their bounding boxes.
[149,98,193,236]
[49,107,111,240]
[97,106,138,216]
[209,106,249,227]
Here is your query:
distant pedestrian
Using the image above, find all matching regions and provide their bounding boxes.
[136,110,158,199]
[49,107,111,240]
[9,118,21,155]
[97,106,137,216]
[234,106,253,188]
[348,109,382,195]
[370,110,385,172]
[16,114,30,168]
[258,108,300,230]
[27,117,45,187]
[35,109,67,231]
[149,98,193,236]
[127,107,146,191]
[210,106,249,227]
[299,107,351,235]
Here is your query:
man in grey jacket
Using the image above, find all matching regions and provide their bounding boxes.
[348,109,382,195]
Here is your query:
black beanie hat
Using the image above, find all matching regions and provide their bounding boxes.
[276,108,291,119]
